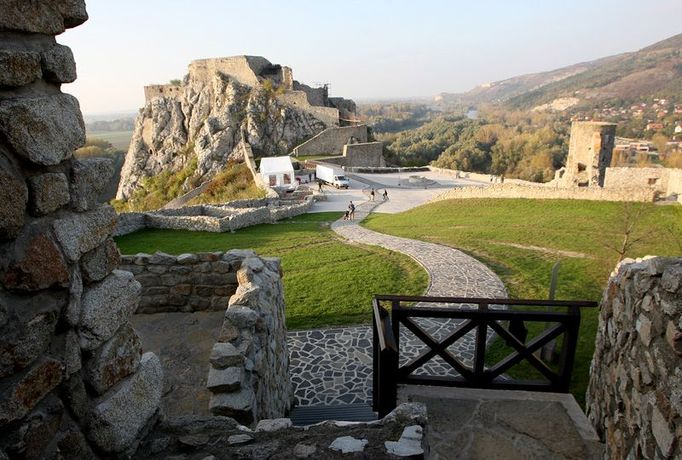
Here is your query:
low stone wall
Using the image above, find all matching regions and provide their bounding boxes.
[604,167,680,197]
[114,199,313,236]
[346,166,430,174]
[207,252,293,424]
[428,166,538,185]
[431,183,657,203]
[587,257,682,459]
[120,251,244,314]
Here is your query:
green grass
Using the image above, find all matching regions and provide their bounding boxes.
[115,212,429,330]
[364,198,682,405]
[88,130,134,151]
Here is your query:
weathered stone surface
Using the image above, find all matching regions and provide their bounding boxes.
[329,436,368,454]
[70,157,114,212]
[0,152,27,240]
[293,443,317,458]
[52,205,117,261]
[255,418,292,432]
[209,342,243,368]
[0,358,63,427]
[224,306,258,328]
[83,324,141,395]
[41,43,77,83]
[0,0,87,33]
[4,395,65,459]
[0,94,85,166]
[0,49,41,87]
[0,291,59,378]
[27,172,70,216]
[80,238,120,283]
[209,388,254,421]
[384,425,424,457]
[65,266,83,326]
[78,270,141,350]
[87,352,163,453]
[1,222,69,291]
[227,434,253,445]
[206,366,242,393]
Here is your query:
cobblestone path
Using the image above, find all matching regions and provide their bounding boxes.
[288,200,507,406]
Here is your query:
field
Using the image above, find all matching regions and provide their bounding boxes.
[88,130,134,151]
[115,212,429,330]
[364,198,682,404]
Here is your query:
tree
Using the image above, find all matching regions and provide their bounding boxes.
[604,202,653,263]
[169,79,182,85]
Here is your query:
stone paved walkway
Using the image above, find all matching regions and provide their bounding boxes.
[288,200,507,406]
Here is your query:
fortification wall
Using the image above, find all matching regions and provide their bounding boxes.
[587,257,682,459]
[120,251,241,314]
[0,4,163,457]
[114,200,313,236]
[431,184,656,203]
[292,125,368,156]
[343,142,385,168]
[604,167,672,194]
[144,84,183,101]
[206,252,293,423]
[188,56,270,87]
[292,81,327,106]
[560,122,616,187]
[277,91,339,127]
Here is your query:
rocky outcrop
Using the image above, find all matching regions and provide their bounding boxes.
[117,56,356,200]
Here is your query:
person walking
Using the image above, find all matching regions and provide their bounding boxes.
[369,188,375,201]
[382,189,389,201]
[348,201,356,220]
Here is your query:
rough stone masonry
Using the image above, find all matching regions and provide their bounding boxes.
[0,2,163,457]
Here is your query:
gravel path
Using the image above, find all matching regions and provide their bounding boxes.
[288,200,507,406]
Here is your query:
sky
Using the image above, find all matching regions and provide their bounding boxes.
[60,0,682,116]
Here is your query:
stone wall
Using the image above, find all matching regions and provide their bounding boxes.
[586,257,682,459]
[206,252,294,424]
[120,251,242,314]
[292,125,368,156]
[143,84,182,101]
[605,167,682,200]
[431,183,657,203]
[187,55,271,87]
[114,199,313,236]
[276,91,340,128]
[0,3,162,457]
[343,141,386,168]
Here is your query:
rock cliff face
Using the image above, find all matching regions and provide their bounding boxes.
[117,56,355,200]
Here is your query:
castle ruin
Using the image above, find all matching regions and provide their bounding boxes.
[558,121,616,187]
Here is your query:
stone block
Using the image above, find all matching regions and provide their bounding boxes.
[28,172,70,216]
[661,264,682,293]
[147,265,168,275]
[209,342,243,368]
[0,291,60,378]
[40,44,77,83]
[0,357,63,427]
[80,238,120,283]
[207,366,242,392]
[176,253,198,265]
[143,286,169,296]
[255,418,292,432]
[78,270,141,351]
[210,296,229,310]
[83,324,141,395]
[194,285,213,297]
[135,273,160,286]
[227,434,253,445]
[160,274,186,286]
[224,305,257,329]
[65,266,83,327]
[87,352,162,453]
[168,294,188,306]
[208,388,254,423]
[384,425,424,457]
[0,152,27,240]
[0,94,85,166]
[70,157,114,211]
[329,436,368,454]
[1,222,69,291]
[5,395,64,459]
[189,296,210,310]
[0,0,87,33]
[52,205,117,261]
[0,49,41,87]
[149,252,175,265]
[170,284,191,296]
[212,261,232,273]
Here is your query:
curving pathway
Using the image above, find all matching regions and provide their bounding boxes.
[288,200,507,406]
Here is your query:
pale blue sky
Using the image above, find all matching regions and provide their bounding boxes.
[61,0,682,115]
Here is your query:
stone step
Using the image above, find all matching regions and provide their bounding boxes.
[289,403,377,426]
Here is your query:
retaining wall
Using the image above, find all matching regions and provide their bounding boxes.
[292,125,368,156]
[587,257,682,459]
[431,183,657,203]
[343,142,385,168]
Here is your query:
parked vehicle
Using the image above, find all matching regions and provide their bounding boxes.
[316,164,350,189]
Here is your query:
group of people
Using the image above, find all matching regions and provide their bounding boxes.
[343,201,356,220]
[368,188,389,201]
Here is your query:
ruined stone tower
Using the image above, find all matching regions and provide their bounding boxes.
[560,121,616,187]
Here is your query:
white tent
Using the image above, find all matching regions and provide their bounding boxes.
[259,156,295,190]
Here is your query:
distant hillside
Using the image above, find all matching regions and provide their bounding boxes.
[436,33,682,111]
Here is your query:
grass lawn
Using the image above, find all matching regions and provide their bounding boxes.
[115,212,428,330]
[364,198,682,405]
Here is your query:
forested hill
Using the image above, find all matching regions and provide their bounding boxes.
[436,33,682,110]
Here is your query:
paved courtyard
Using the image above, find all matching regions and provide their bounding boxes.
[289,199,507,406]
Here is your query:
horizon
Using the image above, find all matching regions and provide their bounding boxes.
[61,0,682,116]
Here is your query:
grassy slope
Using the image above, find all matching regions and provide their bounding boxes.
[115,212,428,330]
[364,199,682,405]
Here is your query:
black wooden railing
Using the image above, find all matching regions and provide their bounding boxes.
[372,295,597,417]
